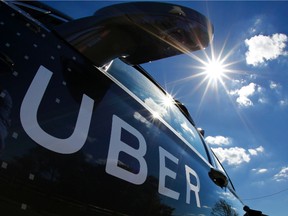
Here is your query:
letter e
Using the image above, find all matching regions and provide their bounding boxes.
[158,146,180,200]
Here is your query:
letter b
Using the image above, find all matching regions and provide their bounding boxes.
[106,115,147,185]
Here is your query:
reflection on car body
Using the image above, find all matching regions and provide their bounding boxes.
[0,1,266,215]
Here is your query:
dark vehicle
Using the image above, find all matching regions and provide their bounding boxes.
[0,1,265,215]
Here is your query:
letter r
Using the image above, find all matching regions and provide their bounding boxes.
[185,165,201,208]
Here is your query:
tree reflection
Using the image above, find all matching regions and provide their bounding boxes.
[211,199,239,216]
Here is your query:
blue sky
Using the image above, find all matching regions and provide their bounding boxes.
[46,1,288,215]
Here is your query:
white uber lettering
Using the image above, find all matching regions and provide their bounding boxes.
[185,165,201,207]
[158,146,180,200]
[105,115,147,185]
[20,65,94,154]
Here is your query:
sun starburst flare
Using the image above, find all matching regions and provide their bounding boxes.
[159,35,246,117]
[202,57,229,85]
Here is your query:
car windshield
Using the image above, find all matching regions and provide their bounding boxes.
[102,59,209,162]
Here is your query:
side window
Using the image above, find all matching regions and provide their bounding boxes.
[211,150,236,190]
[104,59,209,161]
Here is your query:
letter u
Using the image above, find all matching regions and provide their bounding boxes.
[20,66,94,154]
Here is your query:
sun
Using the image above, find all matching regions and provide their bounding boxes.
[164,38,241,103]
[191,52,231,93]
[190,41,237,92]
[203,58,227,82]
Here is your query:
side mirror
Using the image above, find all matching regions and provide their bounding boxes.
[54,2,213,66]
[197,128,205,136]
[209,168,228,188]
[243,206,267,216]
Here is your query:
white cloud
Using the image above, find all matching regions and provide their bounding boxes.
[205,136,231,146]
[238,83,256,96]
[248,149,257,155]
[212,147,250,166]
[144,97,167,117]
[218,191,237,201]
[258,168,268,173]
[236,96,253,107]
[252,168,268,174]
[245,33,288,66]
[247,16,264,36]
[269,81,279,90]
[248,18,262,35]
[213,146,264,166]
[258,97,268,104]
[279,98,288,107]
[134,112,152,128]
[229,83,258,107]
[269,81,282,97]
[256,146,264,152]
[267,81,288,107]
[248,146,264,155]
[274,167,288,182]
[181,122,196,138]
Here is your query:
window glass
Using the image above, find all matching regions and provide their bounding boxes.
[105,59,209,161]
[211,150,236,190]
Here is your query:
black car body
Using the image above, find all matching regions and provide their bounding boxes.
[0,1,264,215]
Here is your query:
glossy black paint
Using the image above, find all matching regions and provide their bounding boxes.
[54,1,213,66]
[0,1,245,215]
